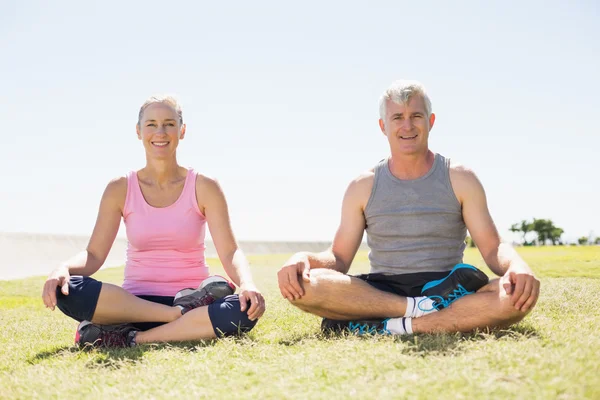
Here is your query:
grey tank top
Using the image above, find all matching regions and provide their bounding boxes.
[365,153,466,274]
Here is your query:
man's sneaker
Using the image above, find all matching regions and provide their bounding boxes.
[419,263,489,312]
[173,275,235,314]
[75,321,139,348]
[321,318,391,336]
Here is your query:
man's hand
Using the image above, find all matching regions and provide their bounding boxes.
[42,265,70,311]
[239,284,266,321]
[501,265,540,313]
[277,253,311,301]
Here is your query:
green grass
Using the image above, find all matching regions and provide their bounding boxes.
[1,246,599,399]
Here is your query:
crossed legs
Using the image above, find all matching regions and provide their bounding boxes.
[291,269,528,333]
[57,276,255,343]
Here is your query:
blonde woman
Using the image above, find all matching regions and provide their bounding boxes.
[42,96,265,347]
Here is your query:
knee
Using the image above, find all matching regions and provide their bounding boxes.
[208,295,258,337]
[482,279,534,325]
[56,276,101,322]
[495,291,531,327]
[289,269,331,309]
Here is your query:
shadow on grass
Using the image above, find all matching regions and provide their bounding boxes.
[27,338,228,370]
[489,322,540,340]
[138,335,258,351]
[277,334,321,346]
[27,344,148,370]
[397,322,541,355]
[85,333,263,369]
[280,322,541,355]
[27,346,79,364]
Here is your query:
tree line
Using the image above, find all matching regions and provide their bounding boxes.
[509,219,599,246]
[465,218,599,247]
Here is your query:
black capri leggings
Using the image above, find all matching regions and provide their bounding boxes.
[56,276,257,337]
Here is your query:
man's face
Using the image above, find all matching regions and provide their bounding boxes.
[379,95,435,156]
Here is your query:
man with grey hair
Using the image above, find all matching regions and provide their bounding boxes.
[277,80,540,335]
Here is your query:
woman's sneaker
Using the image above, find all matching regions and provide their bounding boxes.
[173,275,235,314]
[75,321,139,348]
[419,263,489,312]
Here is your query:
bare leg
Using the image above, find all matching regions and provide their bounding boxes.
[412,279,528,333]
[135,307,216,343]
[91,283,181,325]
[291,269,408,319]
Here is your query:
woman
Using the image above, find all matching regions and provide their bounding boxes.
[41,95,265,348]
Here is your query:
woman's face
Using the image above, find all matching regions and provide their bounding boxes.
[136,102,185,160]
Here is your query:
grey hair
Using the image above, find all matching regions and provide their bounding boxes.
[378,80,432,120]
[137,95,183,126]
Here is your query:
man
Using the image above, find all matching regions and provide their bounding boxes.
[277,80,540,335]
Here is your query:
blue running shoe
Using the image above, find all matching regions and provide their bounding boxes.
[321,318,391,336]
[418,263,488,312]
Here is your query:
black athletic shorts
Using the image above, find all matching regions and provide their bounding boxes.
[354,271,451,297]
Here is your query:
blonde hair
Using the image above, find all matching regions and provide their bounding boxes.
[379,80,432,120]
[137,95,183,126]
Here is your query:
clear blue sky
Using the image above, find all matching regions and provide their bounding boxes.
[1,0,598,243]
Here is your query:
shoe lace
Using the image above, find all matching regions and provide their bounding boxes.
[348,320,390,335]
[418,284,475,312]
[99,328,131,348]
[183,294,215,313]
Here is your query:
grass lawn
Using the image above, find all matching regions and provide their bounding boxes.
[1,246,599,399]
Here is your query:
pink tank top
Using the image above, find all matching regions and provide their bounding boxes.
[122,169,209,296]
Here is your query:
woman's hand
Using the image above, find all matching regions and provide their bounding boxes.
[42,265,70,310]
[239,283,266,321]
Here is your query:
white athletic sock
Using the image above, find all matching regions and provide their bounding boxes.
[386,317,413,335]
[404,296,438,318]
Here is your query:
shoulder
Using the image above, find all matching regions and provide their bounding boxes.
[101,176,128,207]
[448,161,485,203]
[194,173,221,193]
[344,169,375,208]
[449,161,482,184]
[194,173,227,209]
[348,169,375,191]
[104,176,128,195]
[449,160,478,180]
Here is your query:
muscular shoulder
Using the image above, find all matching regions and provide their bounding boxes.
[449,161,478,181]
[345,169,375,210]
[448,161,485,204]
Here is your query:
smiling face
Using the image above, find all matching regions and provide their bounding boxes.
[379,95,435,156]
[136,102,186,160]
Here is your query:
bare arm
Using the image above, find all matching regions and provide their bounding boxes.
[451,165,540,312]
[277,172,372,300]
[69,178,125,275]
[325,173,371,272]
[42,177,125,309]
[450,166,525,275]
[197,175,264,320]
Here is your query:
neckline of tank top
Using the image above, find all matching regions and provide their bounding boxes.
[134,168,194,210]
[383,153,440,184]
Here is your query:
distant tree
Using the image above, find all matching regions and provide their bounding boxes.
[510,218,566,245]
[532,218,564,245]
[596,237,600,245]
[549,227,565,245]
[578,236,589,245]
[510,220,533,244]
